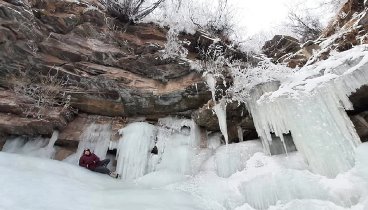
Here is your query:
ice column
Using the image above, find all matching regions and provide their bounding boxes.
[213,99,229,145]
[116,122,156,180]
[237,126,244,142]
[205,73,229,145]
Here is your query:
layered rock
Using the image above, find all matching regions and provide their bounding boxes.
[0,0,216,137]
[0,89,71,136]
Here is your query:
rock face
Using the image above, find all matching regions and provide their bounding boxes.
[262,35,301,64]
[192,100,258,142]
[0,0,254,144]
[0,89,71,136]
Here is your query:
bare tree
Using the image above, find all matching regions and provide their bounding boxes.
[100,0,166,23]
[189,0,234,37]
[287,10,323,43]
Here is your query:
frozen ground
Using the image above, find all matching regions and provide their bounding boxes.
[1,140,368,210]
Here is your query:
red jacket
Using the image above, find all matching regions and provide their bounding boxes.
[79,152,100,170]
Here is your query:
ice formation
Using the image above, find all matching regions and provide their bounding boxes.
[116,122,156,180]
[214,140,263,177]
[239,45,368,177]
[205,73,217,102]
[2,130,59,159]
[205,73,230,145]
[64,123,112,164]
[213,99,229,145]
[148,117,203,175]
[237,126,244,142]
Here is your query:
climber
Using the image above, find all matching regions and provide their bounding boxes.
[79,149,119,178]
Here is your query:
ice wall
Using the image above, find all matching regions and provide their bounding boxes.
[245,46,368,177]
[116,122,156,180]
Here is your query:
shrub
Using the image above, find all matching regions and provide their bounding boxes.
[100,0,166,23]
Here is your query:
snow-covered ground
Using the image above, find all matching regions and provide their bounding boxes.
[1,137,368,210]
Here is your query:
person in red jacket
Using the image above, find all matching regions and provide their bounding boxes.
[79,149,119,178]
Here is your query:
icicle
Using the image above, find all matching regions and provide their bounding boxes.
[46,130,59,150]
[195,83,198,94]
[205,73,217,102]
[213,99,228,145]
[237,126,244,142]
[279,134,288,156]
[190,120,201,148]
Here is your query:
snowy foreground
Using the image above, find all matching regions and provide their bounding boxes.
[1,141,368,210]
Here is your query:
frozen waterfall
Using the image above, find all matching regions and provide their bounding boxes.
[116,122,156,180]
[2,130,59,159]
[244,46,368,177]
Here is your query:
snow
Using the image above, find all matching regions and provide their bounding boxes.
[2,136,368,210]
[0,152,205,210]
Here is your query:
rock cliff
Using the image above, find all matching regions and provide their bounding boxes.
[0,0,251,145]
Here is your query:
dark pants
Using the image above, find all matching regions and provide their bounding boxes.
[92,159,111,174]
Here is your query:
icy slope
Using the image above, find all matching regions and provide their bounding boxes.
[2,142,368,210]
[0,152,205,210]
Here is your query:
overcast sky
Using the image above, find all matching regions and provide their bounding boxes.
[230,0,338,37]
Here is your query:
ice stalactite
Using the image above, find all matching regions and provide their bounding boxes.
[205,73,229,146]
[237,126,243,142]
[47,130,59,151]
[205,73,217,102]
[190,120,201,148]
[244,46,368,177]
[213,99,229,145]
[116,122,156,180]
